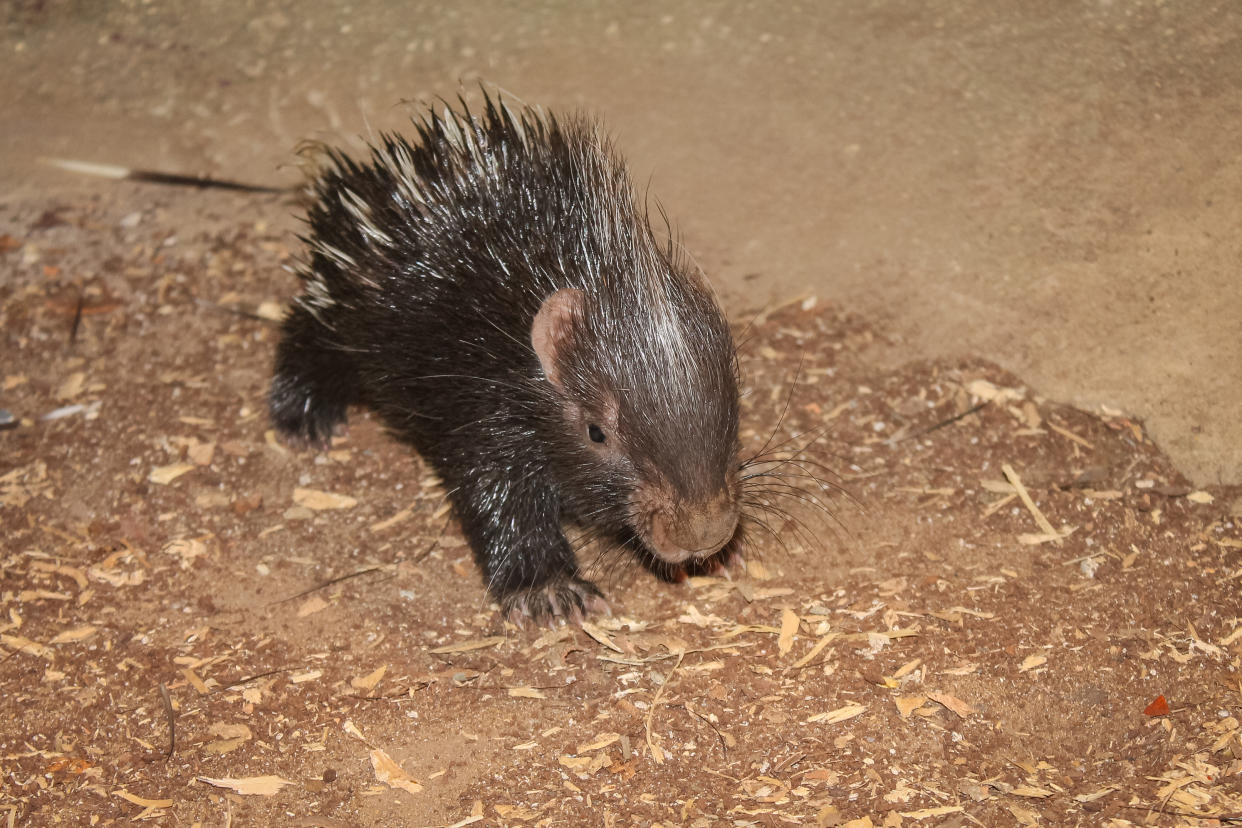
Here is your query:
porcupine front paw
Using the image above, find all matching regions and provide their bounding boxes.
[269,306,359,447]
[501,575,610,628]
[269,371,350,447]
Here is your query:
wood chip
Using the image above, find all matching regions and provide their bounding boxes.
[1018,654,1047,672]
[49,625,97,644]
[2,634,51,659]
[351,665,387,690]
[1047,422,1093,448]
[901,805,965,820]
[576,732,620,753]
[581,621,624,653]
[790,632,838,668]
[292,487,358,510]
[807,703,867,724]
[1002,463,1061,542]
[297,596,329,617]
[927,691,977,718]
[149,463,195,485]
[895,696,928,718]
[507,686,545,699]
[370,505,414,532]
[56,371,85,400]
[429,636,506,654]
[777,608,799,656]
[113,790,174,809]
[370,749,422,796]
[182,667,209,695]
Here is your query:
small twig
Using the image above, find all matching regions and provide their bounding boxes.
[896,401,990,442]
[158,683,175,759]
[68,290,85,344]
[412,520,451,564]
[270,566,386,606]
[680,702,729,757]
[195,299,278,323]
[223,668,293,690]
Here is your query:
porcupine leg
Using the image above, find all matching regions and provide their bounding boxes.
[449,469,608,626]
[269,305,359,446]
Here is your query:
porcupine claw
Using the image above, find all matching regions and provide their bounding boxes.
[502,576,610,628]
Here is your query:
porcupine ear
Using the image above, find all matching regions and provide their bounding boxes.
[531,288,585,389]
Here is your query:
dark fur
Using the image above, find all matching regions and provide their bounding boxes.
[270,96,741,622]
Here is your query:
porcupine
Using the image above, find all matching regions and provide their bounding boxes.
[268,95,742,624]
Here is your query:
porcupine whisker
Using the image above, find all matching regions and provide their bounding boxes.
[744,361,808,466]
[740,454,844,525]
[743,420,859,503]
[743,494,823,552]
[743,468,847,537]
[736,506,795,557]
[745,473,848,524]
[742,452,849,502]
[742,484,838,543]
[740,486,819,538]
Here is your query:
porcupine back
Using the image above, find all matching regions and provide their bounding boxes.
[270,95,740,620]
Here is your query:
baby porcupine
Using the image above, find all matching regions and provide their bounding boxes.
[270,95,742,624]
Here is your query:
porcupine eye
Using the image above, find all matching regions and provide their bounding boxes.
[587,424,607,444]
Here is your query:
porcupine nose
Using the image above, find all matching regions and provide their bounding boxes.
[656,491,739,563]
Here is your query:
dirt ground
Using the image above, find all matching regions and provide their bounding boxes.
[2,3,1241,827]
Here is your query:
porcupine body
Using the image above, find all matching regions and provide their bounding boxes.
[270,96,741,623]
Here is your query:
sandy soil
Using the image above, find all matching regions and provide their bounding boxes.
[2,3,1241,826]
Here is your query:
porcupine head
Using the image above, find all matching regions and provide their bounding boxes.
[527,240,742,583]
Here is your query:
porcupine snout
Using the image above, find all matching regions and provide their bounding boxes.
[648,490,739,565]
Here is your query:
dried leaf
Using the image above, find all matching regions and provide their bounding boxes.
[1143,694,1170,716]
